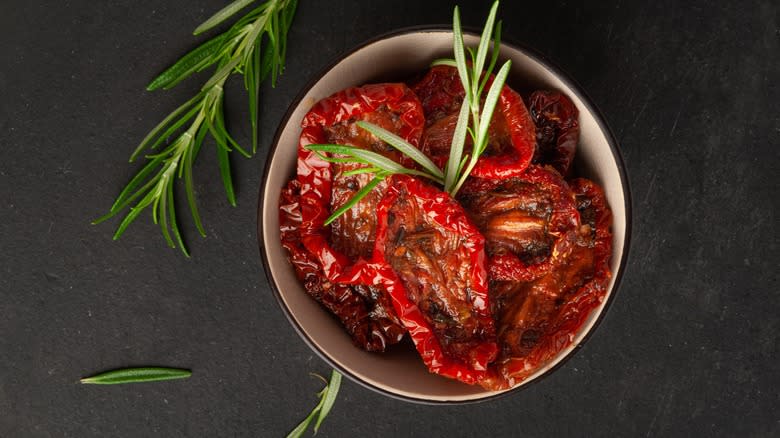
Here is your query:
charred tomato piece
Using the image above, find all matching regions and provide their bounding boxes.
[371,175,498,383]
[279,180,406,352]
[529,90,580,177]
[459,165,580,283]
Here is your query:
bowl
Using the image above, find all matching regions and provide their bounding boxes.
[258,28,631,403]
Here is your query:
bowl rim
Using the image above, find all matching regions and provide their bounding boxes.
[257,25,633,405]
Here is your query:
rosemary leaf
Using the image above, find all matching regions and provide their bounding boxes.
[80,367,191,385]
[452,6,471,105]
[478,20,502,96]
[429,58,457,68]
[313,370,341,433]
[323,176,384,226]
[306,144,409,175]
[184,125,208,237]
[216,136,237,206]
[355,121,444,179]
[472,1,500,96]
[341,166,381,177]
[444,98,471,192]
[130,93,202,162]
[194,0,257,35]
[476,60,511,151]
[146,34,227,91]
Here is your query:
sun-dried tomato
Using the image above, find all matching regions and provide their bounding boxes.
[411,65,536,179]
[296,83,425,279]
[479,177,612,390]
[362,174,497,384]
[459,165,580,283]
[529,90,580,177]
[279,180,405,352]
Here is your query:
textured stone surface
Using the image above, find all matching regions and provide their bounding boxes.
[0,0,777,436]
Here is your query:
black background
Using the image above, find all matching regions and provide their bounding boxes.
[1,0,778,436]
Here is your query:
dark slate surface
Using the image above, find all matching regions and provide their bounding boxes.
[1,0,777,436]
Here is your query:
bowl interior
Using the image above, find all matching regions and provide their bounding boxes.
[260,30,629,403]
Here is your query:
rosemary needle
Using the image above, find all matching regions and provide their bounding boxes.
[80,367,192,385]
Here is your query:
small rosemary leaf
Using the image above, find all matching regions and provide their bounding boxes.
[286,405,321,438]
[478,20,502,96]
[313,370,342,433]
[324,176,384,226]
[306,144,403,171]
[282,0,298,30]
[307,145,407,175]
[249,44,261,152]
[458,154,470,176]
[194,0,256,35]
[216,139,237,207]
[278,10,293,73]
[430,58,457,67]
[201,57,240,91]
[97,173,162,224]
[396,168,444,184]
[113,193,155,240]
[80,367,191,385]
[312,151,368,165]
[215,104,252,158]
[147,34,226,91]
[206,115,231,153]
[444,99,471,192]
[354,121,444,179]
[166,182,190,257]
[131,93,202,161]
[152,185,162,225]
[270,12,281,86]
[341,167,380,177]
[184,125,208,237]
[452,6,471,104]
[241,12,270,67]
[158,182,176,248]
[473,0,500,91]
[476,60,511,148]
[147,105,202,152]
[258,38,275,83]
[109,155,165,211]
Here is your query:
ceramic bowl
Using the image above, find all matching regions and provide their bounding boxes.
[258,28,631,403]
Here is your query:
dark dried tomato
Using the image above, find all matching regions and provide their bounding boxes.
[279,180,405,352]
[366,174,497,383]
[529,90,580,177]
[459,165,580,283]
[297,83,425,279]
[479,177,612,390]
[411,65,536,179]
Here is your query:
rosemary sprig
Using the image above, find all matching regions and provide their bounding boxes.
[80,367,191,385]
[305,0,509,225]
[287,370,342,438]
[95,0,297,256]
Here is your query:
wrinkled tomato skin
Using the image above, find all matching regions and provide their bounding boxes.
[411,65,536,179]
[279,180,405,352]
[529,90,580,178]
[296,83,425,280]
[478,177,612,390]
[363,175,498,384]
